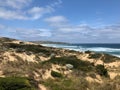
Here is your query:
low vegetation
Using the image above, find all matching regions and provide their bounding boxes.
[4,43,51,55]
[89,52,118,63]
[45,56,94,72]
[2,59,42,77]
[0,37,120,90]
[0,77,36,90]
[43,76,120,90]
[102,54,118,63]
[96,65,109,77]
[43,77,89,90]
[89,53,102,59]
[44,56,109,77]
[51,70,63,78]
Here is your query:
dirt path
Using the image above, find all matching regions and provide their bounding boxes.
[38,84,47,90]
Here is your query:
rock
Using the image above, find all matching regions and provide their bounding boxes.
[50,53,55,58]
[66,64,73,69]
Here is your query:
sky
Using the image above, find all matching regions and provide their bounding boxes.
[0,0,120,43]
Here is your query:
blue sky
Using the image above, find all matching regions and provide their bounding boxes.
[0,0,120,43]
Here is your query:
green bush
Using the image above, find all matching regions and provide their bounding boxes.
[46,56,94,72]
[44,77,89,90]
[102,54,118,63]
[5,43,51,56]
[89,52,118,63]
[96,65,109,77]
[0,77,36,90]
[51,70,63,78]
[85,50,92,54]
[89,53,102,59]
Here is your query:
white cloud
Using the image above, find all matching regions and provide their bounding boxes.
[0,24,52,40]
[36,29,52,37]
[28,7,54,20]
[15,28,52,38]
[44,16,92,33]
[45,16,67,23]
[58,26,91,33]
[0,0,62,20]
[0,6,54,20]
[44,15,120,43]
[44,16,69,28]
[49,0,62,7]
[0,8,28,20]
[1,23,120,43]
[0,0,32,9]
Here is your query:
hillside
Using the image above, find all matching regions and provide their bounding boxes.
[0,37,120,90]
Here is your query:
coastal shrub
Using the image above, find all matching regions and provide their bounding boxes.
[46,56,94,72]
[102,54,118,63]
[89,52,118,63]
[0,77,36,90]
[67,49,78,53]
[51,70,63,78]
[96,65,109,77]
[44,77,88,90]
[85,50,92,54]
[90,76,120,90]
[2,59,43,77]
[89,53,102,59]
[5,43,51,55]
[0,37,15,42]
[44,76,120,90]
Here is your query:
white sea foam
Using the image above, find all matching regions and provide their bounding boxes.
[85,47,120,52]
[41,44,120,57]
[112,54,120,57]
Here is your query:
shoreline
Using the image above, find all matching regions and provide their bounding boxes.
[41,43,120,58]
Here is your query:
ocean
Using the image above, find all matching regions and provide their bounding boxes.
[41,44,120,57]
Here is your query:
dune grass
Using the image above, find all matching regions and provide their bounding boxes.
[0,77,36,90]
[45,56,94,72]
